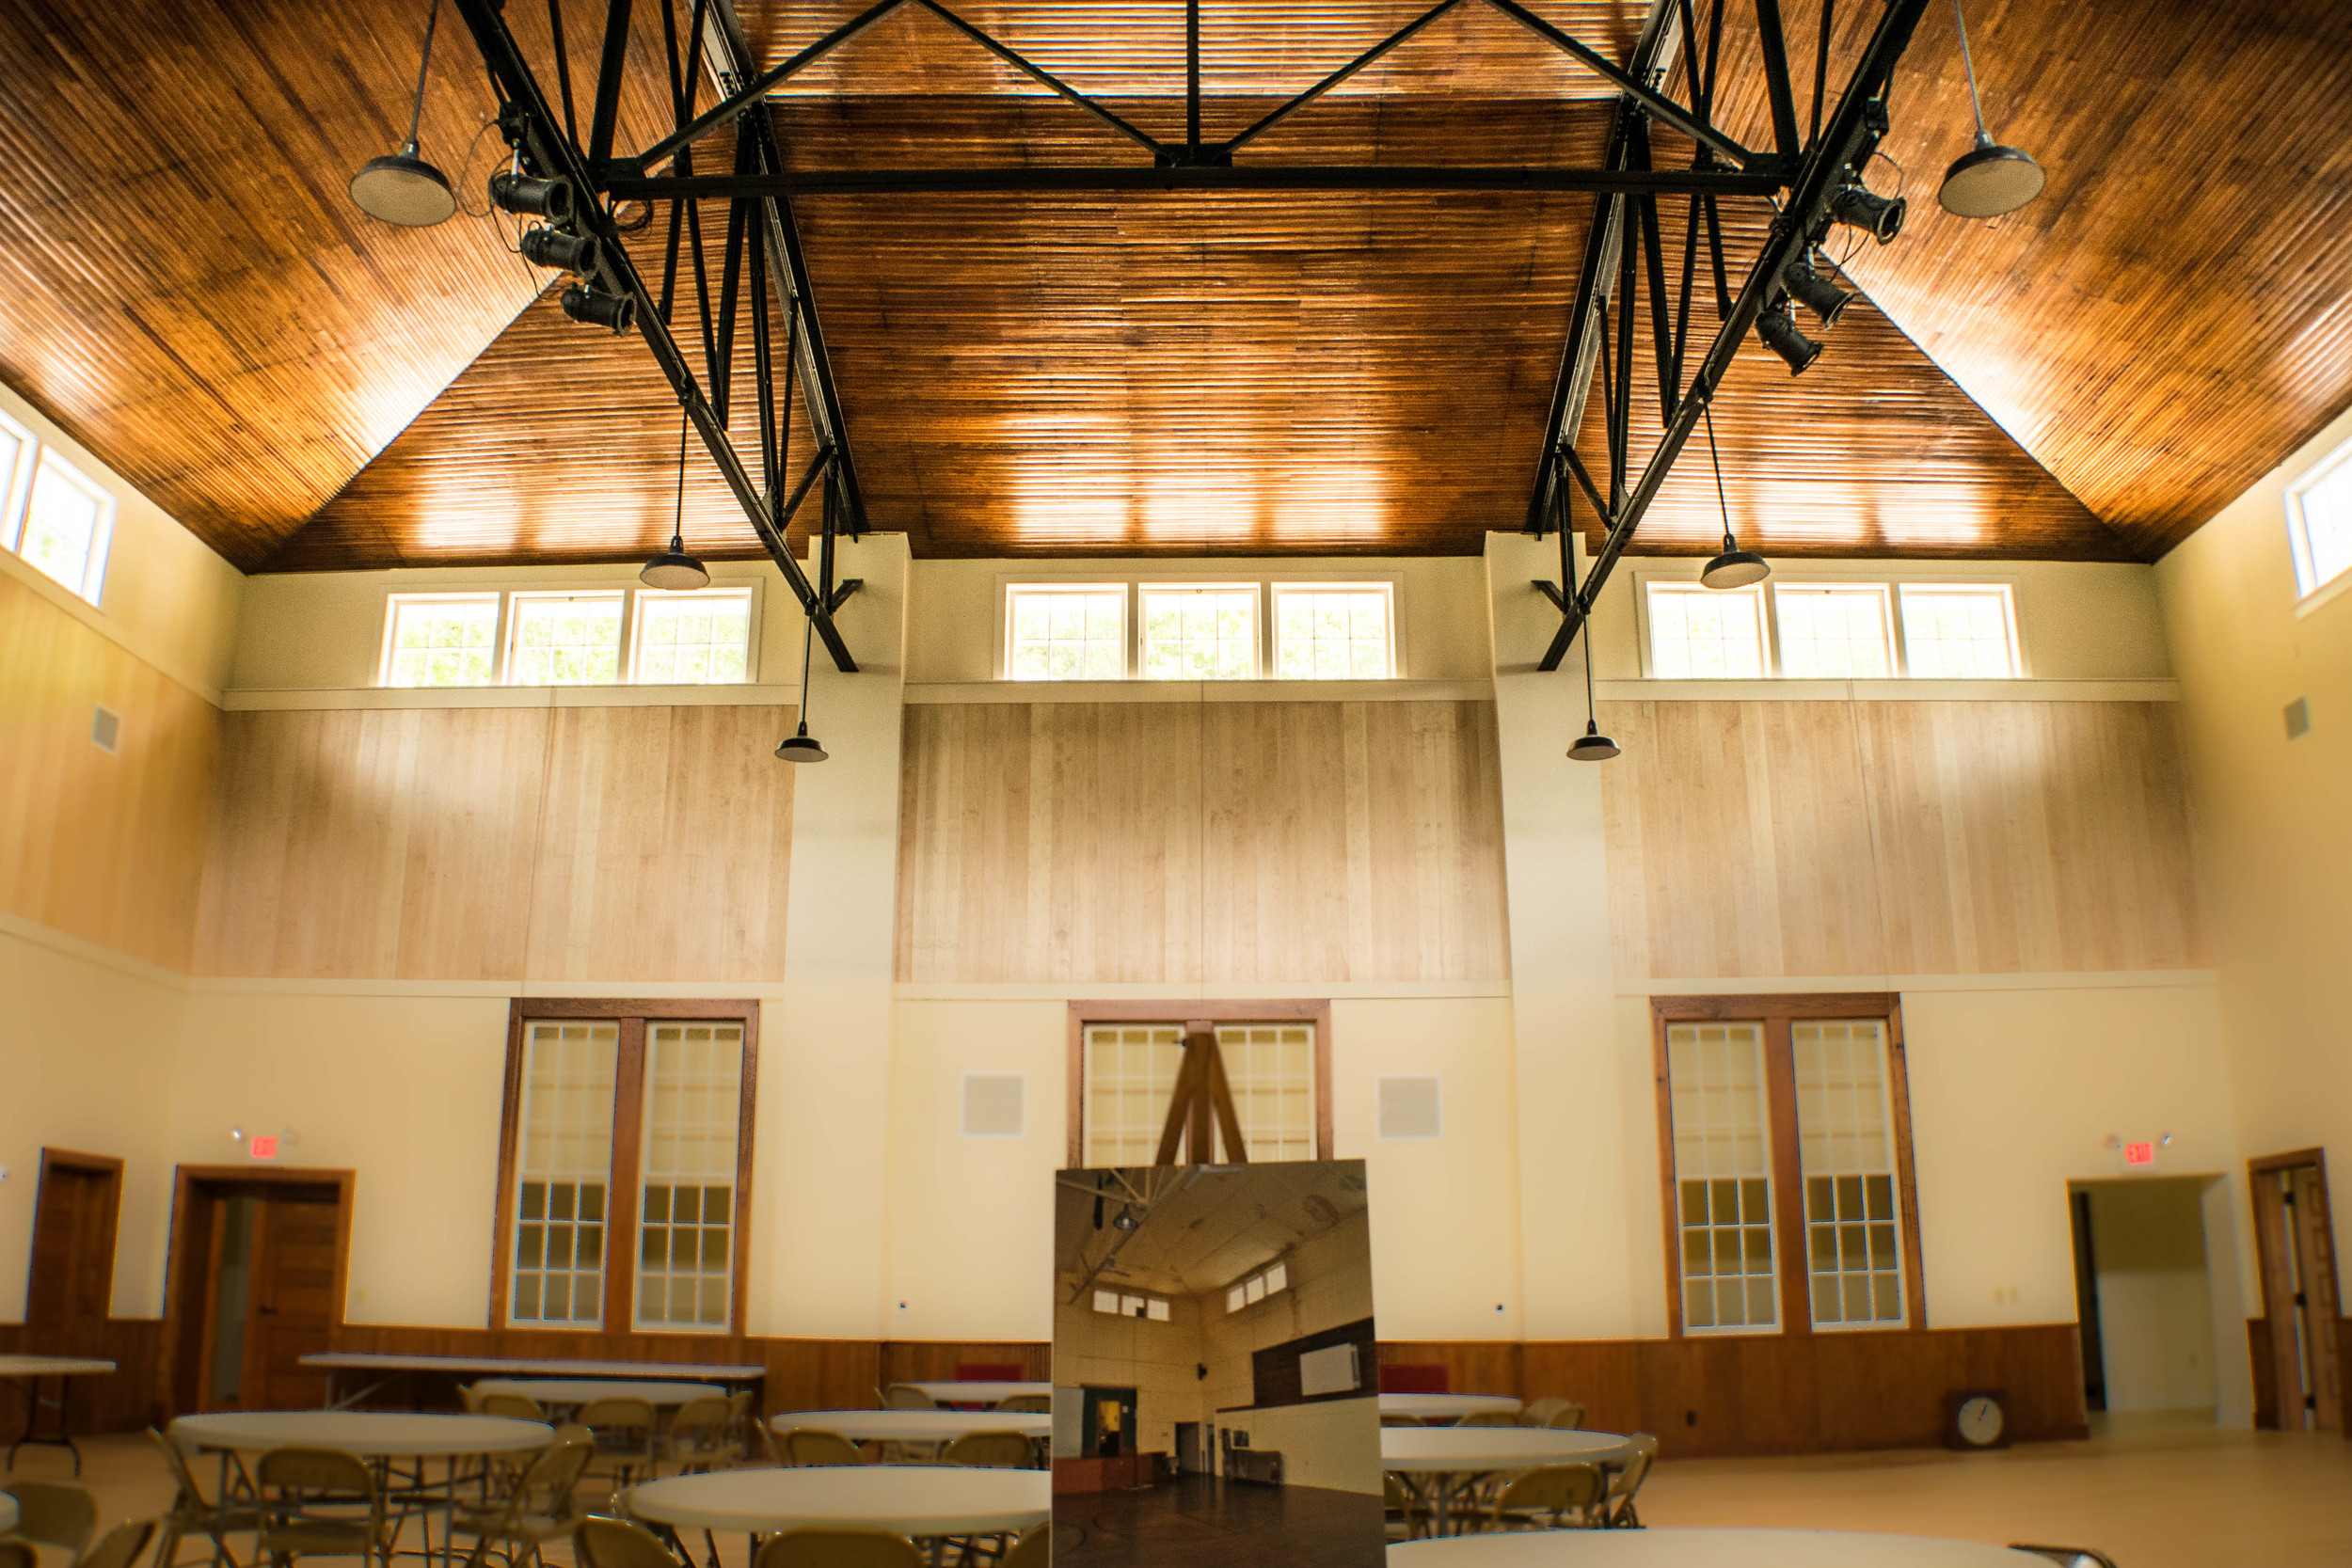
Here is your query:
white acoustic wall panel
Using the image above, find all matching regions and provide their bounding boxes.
[1375,1074,1442,1139]
[961,1071,1026,1137]
[1299,1341,1360,1397]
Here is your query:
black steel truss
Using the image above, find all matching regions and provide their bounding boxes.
[1527,0,1932,671]
[448,0,1932,677]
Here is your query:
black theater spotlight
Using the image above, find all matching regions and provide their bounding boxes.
[488,169,575,222]
[519,227,600,275]
[1829,181,1906,244]
[1782,249,1855,326]
[560,284,635,334]
[1755,303,1821,375]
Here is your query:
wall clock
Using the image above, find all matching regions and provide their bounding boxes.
[1946,1389,2010,1449]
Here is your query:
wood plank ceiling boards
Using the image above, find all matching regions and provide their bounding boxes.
[2,0,2347,569]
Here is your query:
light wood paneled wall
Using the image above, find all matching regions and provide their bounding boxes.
[895,701,1509,985]
[0,570,217,969]
[197,705,794,980]
[1601,700,2208,979]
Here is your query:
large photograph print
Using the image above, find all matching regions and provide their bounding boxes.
[1051,1159,1384,1567]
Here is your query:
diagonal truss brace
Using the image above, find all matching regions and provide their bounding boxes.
[1533,0,1932,673]
[449,0,861,669]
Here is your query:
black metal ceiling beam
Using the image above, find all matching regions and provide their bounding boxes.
[1534,0,1930,672]
[609,166,1784,198]
[448,0,858,671]
[1523,0,1681,536]
[695,0,870,534]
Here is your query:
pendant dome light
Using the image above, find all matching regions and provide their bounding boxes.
[1698,405,1771,590]
[643,410,711,590]
[349,0,457,227]
[1566,617,1619,763]
[1937,0,2046,218]
[775,604,830,763]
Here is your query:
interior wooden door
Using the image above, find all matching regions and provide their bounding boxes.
[2250,1170,2308,1428]
[240,1187,343,1410]
[2288,1166,2343,1431]
[27,1154,120,1332]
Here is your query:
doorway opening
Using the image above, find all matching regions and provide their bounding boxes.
[29,1149,123,1333]
[1079,1385,1138,1459]
[2249,1149,2342,1431]
[165,1167,353,1417]
[2067,1176,2217,1421]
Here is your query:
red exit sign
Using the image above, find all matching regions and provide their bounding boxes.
[247,1134,279,1160]
[2122,1140,2156,1167]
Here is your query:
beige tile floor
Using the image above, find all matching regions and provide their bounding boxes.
[12,1412,2349,1568]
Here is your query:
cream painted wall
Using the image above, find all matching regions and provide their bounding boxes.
[170,990,510,1326]
[0,377,244,700]
[903,556,1496,684]
[0,928,184,1321]
[1217,1396,1383,1494]
[2082,1177,2219,1413]
[2156,401,2352,1291]
[1053,1288,1209,1458]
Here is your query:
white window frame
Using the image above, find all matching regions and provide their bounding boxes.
[1138,580,1263,680]
[13,445,118,606]
[628,582,760,686]
[1894,580,2025,679]
[1638,578,1772,679]
[1224,1260,1290,1314]
[1002,580,1131,681]
[379,591,508,688]
[1269,579,1398,681]
[503,588,633,688]
[2286,436,2352,602]
[1769,581,1897,680]
[0,409,35,550]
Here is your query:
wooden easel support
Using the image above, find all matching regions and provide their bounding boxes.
[1151,1021,1250,1166]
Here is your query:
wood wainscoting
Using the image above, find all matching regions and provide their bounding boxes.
[1383,1327,2090,1458]
[0,1320,167,1436]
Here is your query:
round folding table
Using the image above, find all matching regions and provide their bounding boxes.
[471,1379,722,1411]
[901,1382,1048,1406]
[0,1493,18,1533]
[771,1410,1051,1461]
[172,1410,554,1563]
[1378,1394,1523,1421]
[0,1355,117,1475]
[1382,1427,1636,1536]
[629,1465,1048,1566]
[1387,1528,2065,1565]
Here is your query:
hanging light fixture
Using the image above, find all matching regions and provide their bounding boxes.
[1566,617,1618,763]
[1698,405,1771,589]
[775,603,830,763]
[1938,0,2046,217]
[348,0,457,227]
[1755,303,1822,375]
[643,411,711,590]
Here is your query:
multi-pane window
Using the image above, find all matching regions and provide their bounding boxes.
[1008,585,1125,680]
[1273,584,1393,679]
[13,449,115,605]
[0,415,33,547]
[1656,997,1917,1339]
[1772,584,1893,678]
[384,594,501,688]
[1665,1022,1778,1334]
[508,1022,619,1327]
[1141,586,1258,679]
[633,588,753,685]
[1079,1016,1327,1167]
[1645,582,1767,678]
[497,1005,755,1333]
[1794,1022,1905,1328]
[509,592,625,685]
[634,1022,745,1330]
[1092,1290,1172,1322]
[1225,1261,1289,1313]
[2286,441,2352,597]
[1897,584,2019,677]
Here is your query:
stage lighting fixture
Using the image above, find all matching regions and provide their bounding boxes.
[1828,182,1906,244]
[1782,250,1854,326]
[488,169,574,221]
[1755,305,1821,374]
[561,284,635,334]
[520,227,599,275]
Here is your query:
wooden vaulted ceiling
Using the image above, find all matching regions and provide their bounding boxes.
[1,0,2348,571]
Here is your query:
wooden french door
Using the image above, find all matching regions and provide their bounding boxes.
[167,1170,352,1415]
[28,1150,122,1330]
[2250,1151,2343,1432]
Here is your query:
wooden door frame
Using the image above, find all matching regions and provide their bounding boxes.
[2248,1148,2340,1432]
[1065,1000,1334,1170]
[28,1148,124,1325]
[161,1165,356,1418]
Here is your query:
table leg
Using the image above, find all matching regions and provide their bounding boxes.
[5,1374,86,1476]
